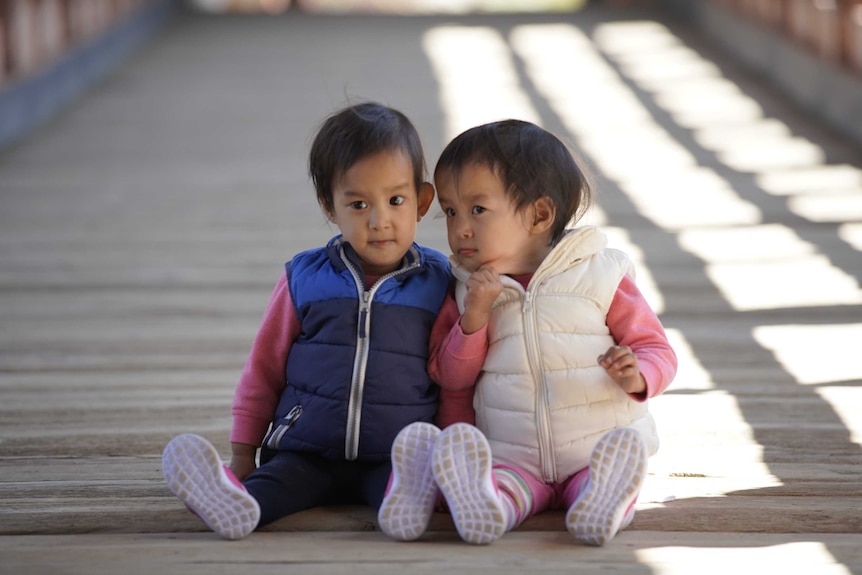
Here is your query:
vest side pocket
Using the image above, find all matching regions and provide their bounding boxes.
[264,404,303,450]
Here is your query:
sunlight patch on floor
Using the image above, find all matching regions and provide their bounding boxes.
[815,387,862,448]
[423,26,539,140]
[595,19,862,238]
[753,324,862,386]
[648,390,780,488]
[788,193,862,222]
[637,542,853,575]
[756,164,862,195]
[660,328,713,391]
[839,223,862,250]
[511,23,761,232]
[704,256,861,310]
[679,225,862,310]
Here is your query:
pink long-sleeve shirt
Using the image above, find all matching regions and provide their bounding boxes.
[428,274,677,428]
[231,275,298,446]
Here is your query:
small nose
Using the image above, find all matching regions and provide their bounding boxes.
[453,216,472,238]
[369,206,391,230]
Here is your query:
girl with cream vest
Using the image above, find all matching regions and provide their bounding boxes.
[377,119,677,546]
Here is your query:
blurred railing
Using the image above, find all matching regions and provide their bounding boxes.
[0,0,175,150]
[0,0,169,87]
[712,0,862,73]
[660,0,862,147]
[2,0,860,86]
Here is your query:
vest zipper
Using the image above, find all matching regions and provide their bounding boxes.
[523,285,557,483]
[345,287,371,460]
[342,250,419,461]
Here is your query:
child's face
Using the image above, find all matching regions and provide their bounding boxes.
[436,163,551,275]
[328,150,433,277]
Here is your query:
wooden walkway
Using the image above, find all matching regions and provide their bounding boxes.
[1,5,861,574]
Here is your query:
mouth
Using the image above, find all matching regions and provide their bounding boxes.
[457,248,476,257]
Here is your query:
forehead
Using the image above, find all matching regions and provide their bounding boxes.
[335,150,415,194]
[436,162,505,202]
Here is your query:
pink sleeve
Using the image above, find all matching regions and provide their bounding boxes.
[437,388,476,428]
[230,273,301,446]
[428,293,488,391]
[428,292,487,427]
[606,274,678,400]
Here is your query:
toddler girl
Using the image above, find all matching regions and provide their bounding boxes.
[378,119,677,546]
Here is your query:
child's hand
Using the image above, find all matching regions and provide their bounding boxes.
[460,264,504,334]
[229,442,258,481]
[598,345,646,395]
[229,454,257,481]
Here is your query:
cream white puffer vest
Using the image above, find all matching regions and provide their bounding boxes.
[452,227,659,483]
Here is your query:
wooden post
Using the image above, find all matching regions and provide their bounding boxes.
[0,0,11,83]
[813,0,841,62]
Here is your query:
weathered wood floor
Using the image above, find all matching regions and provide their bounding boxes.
[1,5,861,574]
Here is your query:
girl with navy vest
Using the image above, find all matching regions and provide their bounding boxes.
[377,120,677,546]
[161,102,451,540]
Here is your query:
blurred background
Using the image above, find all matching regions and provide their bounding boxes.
[1,1,862,151]
[0,1,861,557]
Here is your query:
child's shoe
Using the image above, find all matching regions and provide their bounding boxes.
[565,427,647,546]
[377,422,441,541]
[432,423,506,545]
[162,433,260,540]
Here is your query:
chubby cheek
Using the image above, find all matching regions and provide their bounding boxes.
[445,224,460,252]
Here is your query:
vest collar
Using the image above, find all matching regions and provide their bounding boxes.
[449,226,608,285]
[325,235,423,282]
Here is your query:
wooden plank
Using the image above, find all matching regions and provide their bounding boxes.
[1,532,860,575]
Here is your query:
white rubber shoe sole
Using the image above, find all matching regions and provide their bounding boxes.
[377,422,441,541]
[162,433,260,540]
[565,427,647,546]
[433,423,506,545]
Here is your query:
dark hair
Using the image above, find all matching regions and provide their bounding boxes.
[309,102,426,215]
[434,119,592,245]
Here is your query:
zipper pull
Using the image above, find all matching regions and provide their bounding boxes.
[523,290,533,313]
[285,404,303,427]
[359,291,370,338]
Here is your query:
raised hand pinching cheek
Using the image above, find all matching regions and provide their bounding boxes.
[598,345,646,395]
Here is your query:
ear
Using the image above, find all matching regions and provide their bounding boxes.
[416,182,435,221]
[530,197,556,234]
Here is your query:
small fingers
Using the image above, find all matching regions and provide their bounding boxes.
[597,345,632,366]
[471,266,500,284]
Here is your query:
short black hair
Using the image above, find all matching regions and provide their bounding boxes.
[434,119,592,245]
[309,102,426,215]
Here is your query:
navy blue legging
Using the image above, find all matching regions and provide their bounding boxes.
[242,450,392,527]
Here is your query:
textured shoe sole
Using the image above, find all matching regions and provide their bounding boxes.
[433,423,505,545]
[377,422,441,541]
[566,427,647,546]
[162,433,260,540]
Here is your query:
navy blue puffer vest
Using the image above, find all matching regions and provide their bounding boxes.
[264,236,450,462]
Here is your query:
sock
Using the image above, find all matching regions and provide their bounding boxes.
[493,467,533,531]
